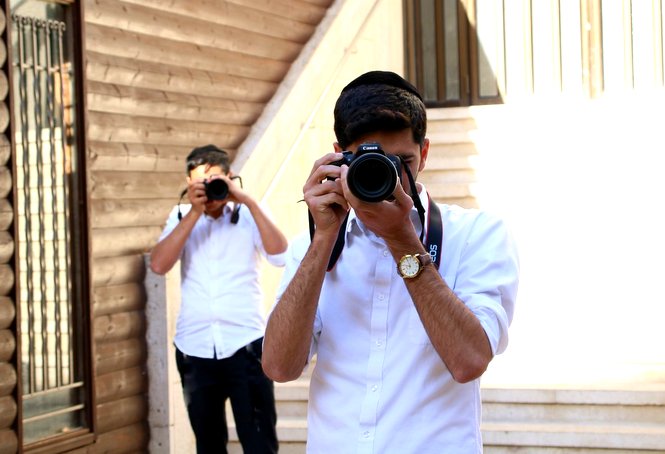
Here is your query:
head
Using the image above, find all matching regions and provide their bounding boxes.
[333,71,427,150]
[185,144,232,217]
[185,144,231,177]
[333,71,429,196]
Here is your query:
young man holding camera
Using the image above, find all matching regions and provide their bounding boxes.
[151,144,287,454]
[262,71,519,453]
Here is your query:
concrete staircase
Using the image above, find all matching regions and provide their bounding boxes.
[227,369,665,453]
[482,386,665,453]
[418,107,483,209]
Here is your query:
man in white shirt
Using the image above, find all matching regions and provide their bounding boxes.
[151,144,288,454]
[262,71,519,453]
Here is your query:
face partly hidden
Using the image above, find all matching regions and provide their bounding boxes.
[187,164,229,217]
[335,128,430,198]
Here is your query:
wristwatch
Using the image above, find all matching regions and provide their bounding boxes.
[397,253,433,279]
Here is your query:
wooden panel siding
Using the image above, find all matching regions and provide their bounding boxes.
[0,163,10,192]
[91,226,163,258]
[0,330,14,361]
[0,199,11,230]
[80,0,334,450]
[93,283,145,317]
[0,265,12,297]
[0,429,17,454]
[95,339,146,377]
[0,10,15,452]
[87,112,249,148]
[86,1,304,61]
[96,395,148,434]
[94,311,146,347]
[117,0,323,42]
[89,142,186,173]
[86,51,279,103]
[95,366,147,404]
[85,24,290,82]
[0,362,16,396]
[0,296,14,329]
[86,82,265,126]
[90,199,177,229]
[0,230,10,263]
[92,255,146,288]
[89,171,184,201]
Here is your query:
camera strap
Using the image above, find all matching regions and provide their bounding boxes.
[308,163,443,271]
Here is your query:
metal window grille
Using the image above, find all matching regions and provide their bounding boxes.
[11,13,87,444]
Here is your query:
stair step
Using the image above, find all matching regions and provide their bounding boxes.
[228,419,665,452]
[224,365,665,452]
[482,421,665,451]
[427,130,477,145]
[227,417,307,442]
[227,441,305,454]
[482,386,665,405]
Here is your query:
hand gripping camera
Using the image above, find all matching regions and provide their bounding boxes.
[331,143,401,202]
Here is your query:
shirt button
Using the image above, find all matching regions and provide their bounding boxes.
[383,250,389,257]
[363,431,370,438]
[371,385,378,392]
[376,339,383,347]
[378,294,385,301]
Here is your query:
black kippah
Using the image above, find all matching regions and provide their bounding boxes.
[341,70,423,102]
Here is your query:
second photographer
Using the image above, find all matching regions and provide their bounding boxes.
[150,144,287,454]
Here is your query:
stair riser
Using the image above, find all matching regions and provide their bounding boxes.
[276,400,308,417]
[428,118,478,133]
[485,447,665,454]
[228,441,305,454]
[484,402,665,425]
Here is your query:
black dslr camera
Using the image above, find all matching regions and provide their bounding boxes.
[331,143,401,202]
[204,178,229,200]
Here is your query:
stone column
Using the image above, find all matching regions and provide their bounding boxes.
[144,254,195,454]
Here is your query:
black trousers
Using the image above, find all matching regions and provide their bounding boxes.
[175,338,278,454]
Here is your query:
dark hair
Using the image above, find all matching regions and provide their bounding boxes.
[185,144,231,175]
[333,71,427,150]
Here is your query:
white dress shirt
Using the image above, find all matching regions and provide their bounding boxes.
[159,203,285,359]
[276,185,519,453]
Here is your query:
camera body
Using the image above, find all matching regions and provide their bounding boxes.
[204,178,229,200]
[331,142,401,202]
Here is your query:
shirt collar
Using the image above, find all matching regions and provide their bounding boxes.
[203,203,234,221]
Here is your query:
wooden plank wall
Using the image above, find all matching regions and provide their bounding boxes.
[84,0,333,452]
[0,4,18,452]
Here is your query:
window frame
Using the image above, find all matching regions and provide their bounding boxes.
[7,0,95,452]
[405,0,665,106]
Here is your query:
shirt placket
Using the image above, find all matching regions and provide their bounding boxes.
[356,240,393,453]
[207,218,226,358]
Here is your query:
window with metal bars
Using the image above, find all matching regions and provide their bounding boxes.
[404,0,665,107]
[10,0,91,448]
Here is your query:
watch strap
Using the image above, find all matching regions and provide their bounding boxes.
[416,253,433,268]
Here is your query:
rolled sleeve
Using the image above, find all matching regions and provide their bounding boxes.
[453,211,519,355]
[265,249,287,267]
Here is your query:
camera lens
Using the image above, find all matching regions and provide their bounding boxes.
[346,153,399,202]
[205,179,229,200]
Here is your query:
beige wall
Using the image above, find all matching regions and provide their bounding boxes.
[235,0,405,311]
[469,95,665,385]
[237,0,665,385]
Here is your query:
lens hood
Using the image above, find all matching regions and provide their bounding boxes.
[204,179,229,200]
[347,152,399,202]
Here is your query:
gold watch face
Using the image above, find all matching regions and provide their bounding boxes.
[398,255,421,278]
